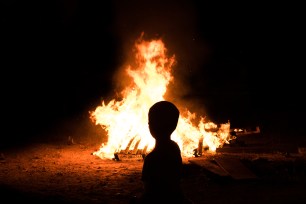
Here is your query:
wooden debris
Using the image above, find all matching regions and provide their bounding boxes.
[131,139,141,155]
[189,156,258,180]
[217,144,298,154]
[67,136,75,145]
[188,157,229,177]
[113,138,147,161]
[214,157,257,180]
[123,137,135,154]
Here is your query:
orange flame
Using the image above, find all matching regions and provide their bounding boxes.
[90,34,230,159]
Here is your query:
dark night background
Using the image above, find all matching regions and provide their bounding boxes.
[1,1,304,148]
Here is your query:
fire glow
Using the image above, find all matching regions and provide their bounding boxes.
[90,35,231,159]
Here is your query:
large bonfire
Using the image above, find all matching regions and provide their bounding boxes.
[90,34,230,159]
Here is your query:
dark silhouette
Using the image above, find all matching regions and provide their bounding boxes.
[131,101,193,204]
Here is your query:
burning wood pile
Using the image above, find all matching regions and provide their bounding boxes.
[113,137,148,161]
[90,33,232,160]
[111,125,235,161]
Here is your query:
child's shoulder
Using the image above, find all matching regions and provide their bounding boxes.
[169,140,180,148]
[165,140,181,153]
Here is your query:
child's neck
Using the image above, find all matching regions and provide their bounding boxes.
[155,137,171,145]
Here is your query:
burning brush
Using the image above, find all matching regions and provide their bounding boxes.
[90,33,232,160]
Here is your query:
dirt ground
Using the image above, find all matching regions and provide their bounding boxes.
[1,140,306,204]
[1,116,306,204]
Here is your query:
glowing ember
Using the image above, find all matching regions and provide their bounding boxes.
[90,34,231,159]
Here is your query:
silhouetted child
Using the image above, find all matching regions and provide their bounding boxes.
[131,101,193,204]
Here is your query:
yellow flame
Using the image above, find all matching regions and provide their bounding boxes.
[90,35,230,159]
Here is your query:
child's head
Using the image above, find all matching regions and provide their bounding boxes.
[148,101,179,140]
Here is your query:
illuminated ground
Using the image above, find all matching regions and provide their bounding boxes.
[1,136,306,204]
